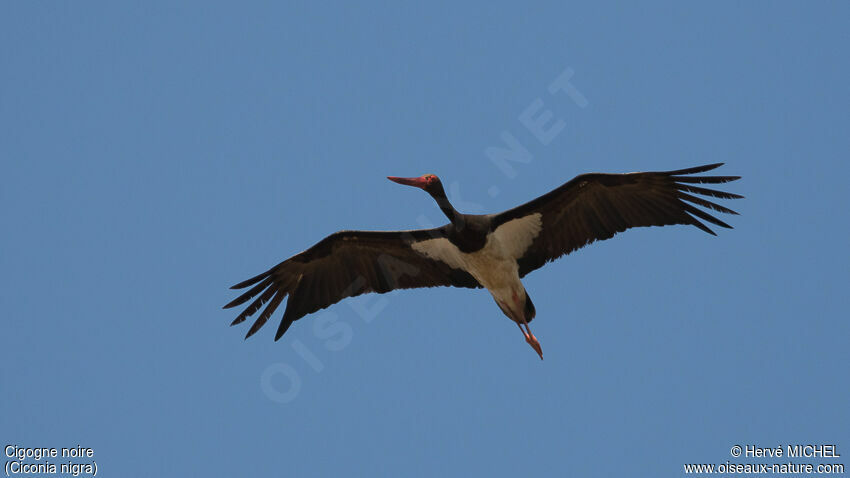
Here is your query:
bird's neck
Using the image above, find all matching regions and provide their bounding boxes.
[430,189,463,226]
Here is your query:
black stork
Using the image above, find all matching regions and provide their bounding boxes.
[224,163,741,359]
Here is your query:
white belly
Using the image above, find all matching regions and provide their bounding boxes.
[458,242,522,294]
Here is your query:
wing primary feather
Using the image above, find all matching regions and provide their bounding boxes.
[675,183,744,199]
[677,192,739,215]
[245,290,285,339]
[670,175,741,184]
[682,203,733,229]
[664,163,724,175]
[230,267,275,289]
[284,274,314,324]
[275,317,294,341]
[223,276,274,309]
[230,286,277,326]
[686,214,717,235]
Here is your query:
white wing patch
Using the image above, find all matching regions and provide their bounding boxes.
[411,237,465,269]
[492,213,542,260]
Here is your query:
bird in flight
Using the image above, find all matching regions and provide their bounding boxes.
[224,163,741,359]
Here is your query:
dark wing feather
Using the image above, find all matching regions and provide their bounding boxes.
[223,227,481,340]
[491,163,742,277]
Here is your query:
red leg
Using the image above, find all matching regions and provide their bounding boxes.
[516,318,543,360]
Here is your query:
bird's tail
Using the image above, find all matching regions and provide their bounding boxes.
[524,291,536,323]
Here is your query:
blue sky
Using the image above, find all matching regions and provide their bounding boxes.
[2,2,848,476]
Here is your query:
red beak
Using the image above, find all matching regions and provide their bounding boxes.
[387,176,428,188]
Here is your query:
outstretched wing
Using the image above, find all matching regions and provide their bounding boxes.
[491,163,743,277]
[223,227,481,340]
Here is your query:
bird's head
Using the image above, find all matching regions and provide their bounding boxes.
[387,174,444,196]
